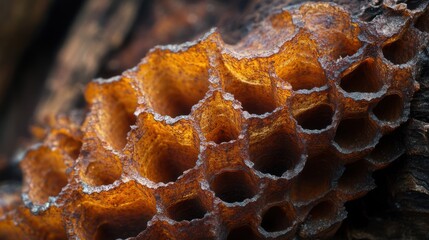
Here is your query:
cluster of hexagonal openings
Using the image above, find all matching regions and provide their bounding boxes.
[334,117,378,151]
[260,205,294,233]
[382,29,419,65]
[166,197,208,222]
[210,170,258,203]
[249,129,301,177]
[372,94,404,122]
[294,104,334,130]
[340,58,383,93]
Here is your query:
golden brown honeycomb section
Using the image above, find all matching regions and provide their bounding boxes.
[1,1,428,239]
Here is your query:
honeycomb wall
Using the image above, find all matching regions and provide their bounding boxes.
[1,1,428,239]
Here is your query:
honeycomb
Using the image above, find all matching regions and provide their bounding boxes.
[1,1,428,239]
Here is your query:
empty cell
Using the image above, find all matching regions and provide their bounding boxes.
[382,29,419,64]
[76,182,157,240]
[306,201,337,223]
[367,130,404,166]
[21,147,68,204]
[294,104,334,130]
[166,197,208,222]
[78,146,122,186]
[210,170,257,203]
[338,160,371,192]
[290,157,337,202]
[134,115,200,184]
[261,206,293,232]
[194,92,242,144]
[227,226,260,240]
[340,58,383,93]
[334,117,378,150]
[249,130,301,177]
[138,47,210,118]
[372,94,403,122]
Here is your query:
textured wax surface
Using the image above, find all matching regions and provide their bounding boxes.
[1,1,428,239]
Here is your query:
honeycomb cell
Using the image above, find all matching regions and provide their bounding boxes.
[260,204,294,233]
[248,114,303,177]
[366,129,405,167]
[137,42,212,117]
[193,91,243,144]
[210,170,258,203]
[166,197,207,222]
[333,117,378,151]
[84,78,137,151]
[132,113,200,183]
[294,104,334,130]
[20,147,68,204]
[340,58,383,93]
[71,181,156,240]
[372,94,404,122]
[78,144,122,186]
[273,33,328,90]
[337,160,374,200]
[382,28,420,65]
[220,57,280,115]
[290,156,339,203]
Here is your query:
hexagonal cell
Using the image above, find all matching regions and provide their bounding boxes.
[193,92,243,144]
[300,200,344,239]
[83,98,135,151]
[210,170,258,203]
[47,132,82,160]
[273,33,328,90]
[74,182,156,240]
[249,126,302,177]
[415,9,429,32]
[290,156,339,203]
[137,43,211,117]
[382,29,419,65]
[227,226,261,240]
[20,147,68,204]
[166,197,208,222]
[305,201,337,223]
[338,160,374,199]
[366,130,405,167]
[220,58,280,115]
[294,104,334,130]
[133,113,200,184]
[333,117,378,151]
[372,94,404,122]
[340,58,383,93]
[78,143,122,186]
[260,205,294,233]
